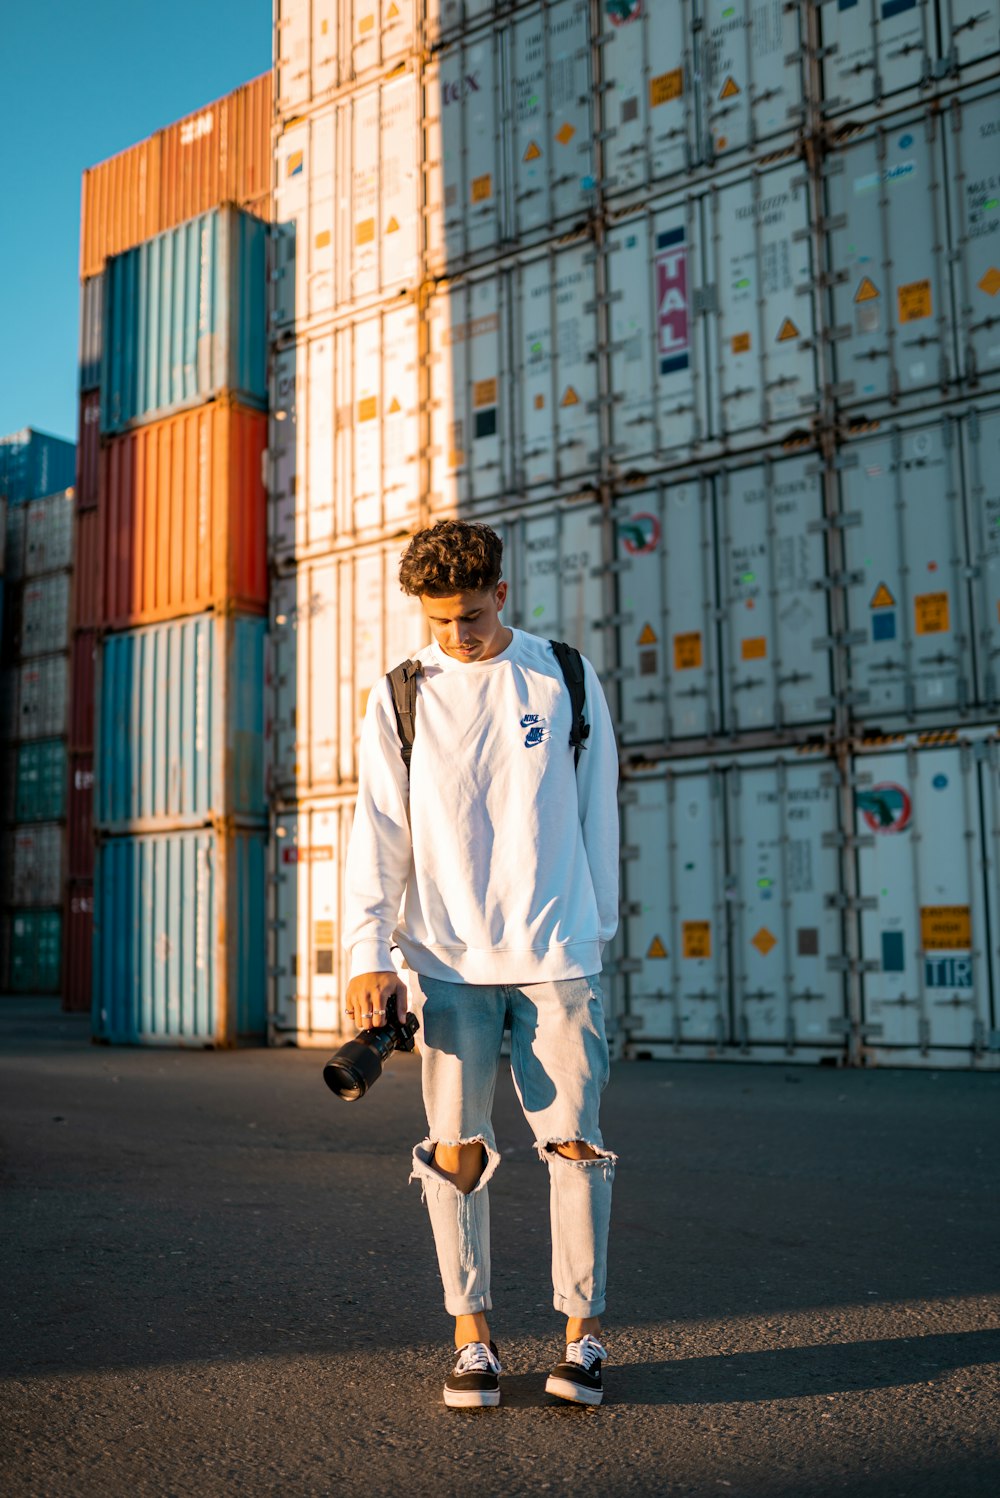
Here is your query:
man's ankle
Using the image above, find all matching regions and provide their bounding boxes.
[566,1316,602,1344]
[455,1313,491,1348]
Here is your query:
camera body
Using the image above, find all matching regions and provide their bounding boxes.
[323,996,419,1101]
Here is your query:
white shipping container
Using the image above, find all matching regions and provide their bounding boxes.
[854,738,996,1062]
[19,574,71,658]
[272,71,422,331]
[423,27,505,272]
[5,823,63,906]
[425,0,494,48]
[503,500,610,675]
[24,490,74,577]
[599,0,695,198]
[820,0,933,116]
[13,655,69,741]
[840,414,972,721]
[270,301,422,563]
[269,798,355,1044]
[824,109,952,406]
[694,0,805,163]
[963,404,1000,711]
[274,0,338,115]
[938,0,1000,75]
[945,88,1000,390]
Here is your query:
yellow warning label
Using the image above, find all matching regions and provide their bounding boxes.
[385,215,400,234]
[650,69,683,107]
[448,449,465,469]
[682,921,712,960]
[473,378,497,408]
[355,218,375,246]
[647,935,668,959]
[979,267,1000,298]
[358,395,378,422]
[314,920,334,946]
[561,386,580,408]
[359,13,375,33]
[359,687,371,718]
[387,1,400,17]
[287,150,304,177]
[719,75,741,100]
[915,591,950,635]
[921,905,971,951]
[855,276,880,303]
[870,581,896,609]
[471,174,493,203]
[387,396,401,414]
[752,927,777,956]
[555,122,576,145]
[776,317,799,343]
[897,279,932,323]
[674,632,703,671]
[731,331,751,354]
[314,229,331,250]
[741,637,767,661]
[523,141,542,162]
[638,622,658,646]
[534,393,545,410]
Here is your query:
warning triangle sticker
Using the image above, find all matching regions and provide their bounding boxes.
[523,140,542,162]
[560,385,580,407]
[555,122,576,145]
[638,622,658,646]
[388,397,401,414]
[385,216,400,234]
[979,267,1000,297]
[719,75,740,100]
[855,276,880,303]
[752,927,777,956]
[387,1,400,16]
[647,935,668,959]
[776,317,799,342]
[870,581,896,609]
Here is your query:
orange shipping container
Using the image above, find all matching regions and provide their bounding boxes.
[98,402,268,629]
[80,73,273,279]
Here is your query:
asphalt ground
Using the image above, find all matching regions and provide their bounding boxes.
[1,1000,998,1498]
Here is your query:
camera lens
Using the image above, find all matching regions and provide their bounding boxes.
[323,1039,384,1100]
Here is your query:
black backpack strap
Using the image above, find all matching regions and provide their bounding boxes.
[549,640,590,768]
[386,659,422,780]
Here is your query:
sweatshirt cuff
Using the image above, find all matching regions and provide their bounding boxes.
[348,940,396,980]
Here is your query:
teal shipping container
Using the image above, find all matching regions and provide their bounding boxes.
[92,827,267,1045]
[100,206,267,435]
[0,428,76,505]
[5,909,62,993]
[96,613,266,832]
[15,739,66,822]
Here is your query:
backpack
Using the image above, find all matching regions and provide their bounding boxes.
[386,639,590,782]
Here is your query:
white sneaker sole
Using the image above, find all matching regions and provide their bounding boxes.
[545,1374,603,1406]
[443,1386,501,1408]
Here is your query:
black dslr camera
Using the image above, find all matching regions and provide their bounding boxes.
[323,995,419,1101]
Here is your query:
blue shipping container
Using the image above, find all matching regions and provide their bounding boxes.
[101,206,267,434]
[96,613,266,831]
[92,827,266,1044]
[0,429,76,505]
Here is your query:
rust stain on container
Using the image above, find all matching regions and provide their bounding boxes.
[98,403,268,629]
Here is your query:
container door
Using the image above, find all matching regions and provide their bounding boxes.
[962,404,1000,713]
[820,0,933,115]
[600,0,694,199]
[274,0,338,114]
[269,341,308,562]
[335,303,421,542]
[945,89,1000,390]
[424,32,504,273]
[347,0,416,82]
[427,271,512,513]
[272,112,334,333]
[270,802,352,1042]
[512,504,609,674]
[938,0,1000,74]
[695,0,805,163]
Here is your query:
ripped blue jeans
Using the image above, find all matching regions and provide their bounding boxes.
[409,974,616,1318]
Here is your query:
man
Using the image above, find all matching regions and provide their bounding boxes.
[343,519,619,1408]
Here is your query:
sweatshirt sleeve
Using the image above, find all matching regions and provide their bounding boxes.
[577,656,620,944]
[342,677,413,978]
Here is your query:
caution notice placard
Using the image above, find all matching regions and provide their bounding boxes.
[897,279,932,323]
[914,591,950,635]
[921,906,971,951]
[682,921,711,959]
[674,631,703,670]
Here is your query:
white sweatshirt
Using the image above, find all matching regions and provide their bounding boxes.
[343,628,619,984]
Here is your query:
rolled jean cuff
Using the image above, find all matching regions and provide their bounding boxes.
[553,1291,607,1317]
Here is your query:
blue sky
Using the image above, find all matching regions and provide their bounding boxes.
[0,0,271,445]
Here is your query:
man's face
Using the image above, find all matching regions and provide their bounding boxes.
[420,583,510,663]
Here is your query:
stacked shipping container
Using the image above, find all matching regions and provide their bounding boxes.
[269,0,1000,1068]
[70,75,274,1043]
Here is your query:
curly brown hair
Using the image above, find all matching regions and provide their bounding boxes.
[399,520,504,597]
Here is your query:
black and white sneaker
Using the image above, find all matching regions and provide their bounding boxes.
[545,1334,607,1406]
[443,1340,502,1408]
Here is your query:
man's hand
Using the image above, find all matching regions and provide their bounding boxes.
[345,971,408,1031]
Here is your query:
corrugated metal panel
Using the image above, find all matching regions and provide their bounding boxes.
[854,739,995,1059]
[825,108,951,407]
[938,0,1000,75]
[68,754,94,882]
[4,823,63,906]
[504,501,610,676]
[76,391,101,511]
[272,71,422,331]
[101,207,267,435]
[4,501,25,580]
[694,0,805,164]
[79,274,103,392]
[840,414,971,722]
[80,75,273,279]
[92,827,267,1045]
[946,87,1000,391]
[0,429,76,506]
[5,909,62,995]
[12,655,69,742]
[73,506,101,632]
[423,27,505,273]
[274,0,417,106]
[820,0,933,117]
[268,798,355,1044]
[963,405,1000,712]
[96,613,267,831]
[599,0,696,198]
[70,632,96,753]
[14,739,67,823]
[270,304,422,563]
[63,881,93,1013]
[18,575,71,658]
[425,0,494,49]
[98,403,267,628]
[24,490,74,576]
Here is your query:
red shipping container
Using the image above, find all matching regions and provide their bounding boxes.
[73,507,101,630]
[63,881,94,1014]
[70,630,97,753]
[98,402,268,629]
[76,391,100,510]
[68,753,94,882]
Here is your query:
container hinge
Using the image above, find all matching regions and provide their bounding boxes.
[810,572,865,591]
[812,629,868,650]
[807,512,862,533]
[828,1016,884,1038]
[824,893,878,911]
[594,613,634,630]
[692,285,717,315]
[825,956,880,974]
[822,830,876,850]
[814,691,871,710]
